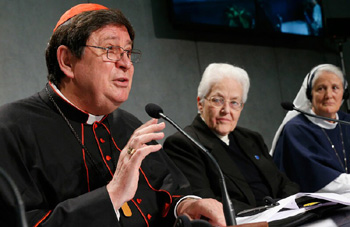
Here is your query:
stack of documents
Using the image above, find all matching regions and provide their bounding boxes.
[236,192,350,225]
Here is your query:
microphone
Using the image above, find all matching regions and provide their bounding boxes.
[173,215,211,227]
[145,103,237,226]
[281,101,350,125]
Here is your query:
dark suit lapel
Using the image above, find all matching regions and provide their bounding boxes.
[192,116,256,204]
[233,129,260,164]
[233,129,277,196]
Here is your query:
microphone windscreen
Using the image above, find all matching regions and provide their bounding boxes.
[281,102,295,111]
[145,103,163,119]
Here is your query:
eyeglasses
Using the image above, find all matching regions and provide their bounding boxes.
[84,45,142,63]
[205,96,243,110]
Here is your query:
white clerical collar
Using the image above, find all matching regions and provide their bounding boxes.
[214,132,229,145]
[51,83,104,125]
[305,109,338,129]
[200,115,230,145]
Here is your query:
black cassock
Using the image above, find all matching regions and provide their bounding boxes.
[0,83,190,226]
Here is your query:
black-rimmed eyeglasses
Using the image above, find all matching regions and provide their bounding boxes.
[84,45,142,63]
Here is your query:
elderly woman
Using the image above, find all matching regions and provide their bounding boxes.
[164,63,298,214]
[271,64,350,194]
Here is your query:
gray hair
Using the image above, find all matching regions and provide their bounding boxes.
[310,64,345,88]
[197,63,250,103]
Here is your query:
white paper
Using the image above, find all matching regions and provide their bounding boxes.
[236,192,350,224]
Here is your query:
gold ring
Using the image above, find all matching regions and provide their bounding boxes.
[127,147,136,155]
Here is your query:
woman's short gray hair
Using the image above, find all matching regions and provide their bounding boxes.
[197,63,250,103]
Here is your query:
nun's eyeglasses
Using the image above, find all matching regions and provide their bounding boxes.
[205,96,243,110]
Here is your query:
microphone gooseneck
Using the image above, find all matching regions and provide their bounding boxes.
[0,167,28,227]
[145,103,237,226]
[281,101,350,125]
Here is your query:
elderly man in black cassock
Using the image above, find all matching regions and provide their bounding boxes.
[0,4,225,227]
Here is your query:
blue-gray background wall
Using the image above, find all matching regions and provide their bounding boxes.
[1,0,350,149]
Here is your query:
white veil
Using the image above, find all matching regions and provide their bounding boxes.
[269,64,344,155]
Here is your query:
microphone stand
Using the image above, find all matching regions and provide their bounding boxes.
[159,112,237,226]
[292,106,350,126]
[0,167,27,227]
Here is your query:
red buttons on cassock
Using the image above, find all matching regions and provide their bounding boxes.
[106,155,111,161]
[136,199,142,204]
[147,214,152,220]
[99,138,105,143]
